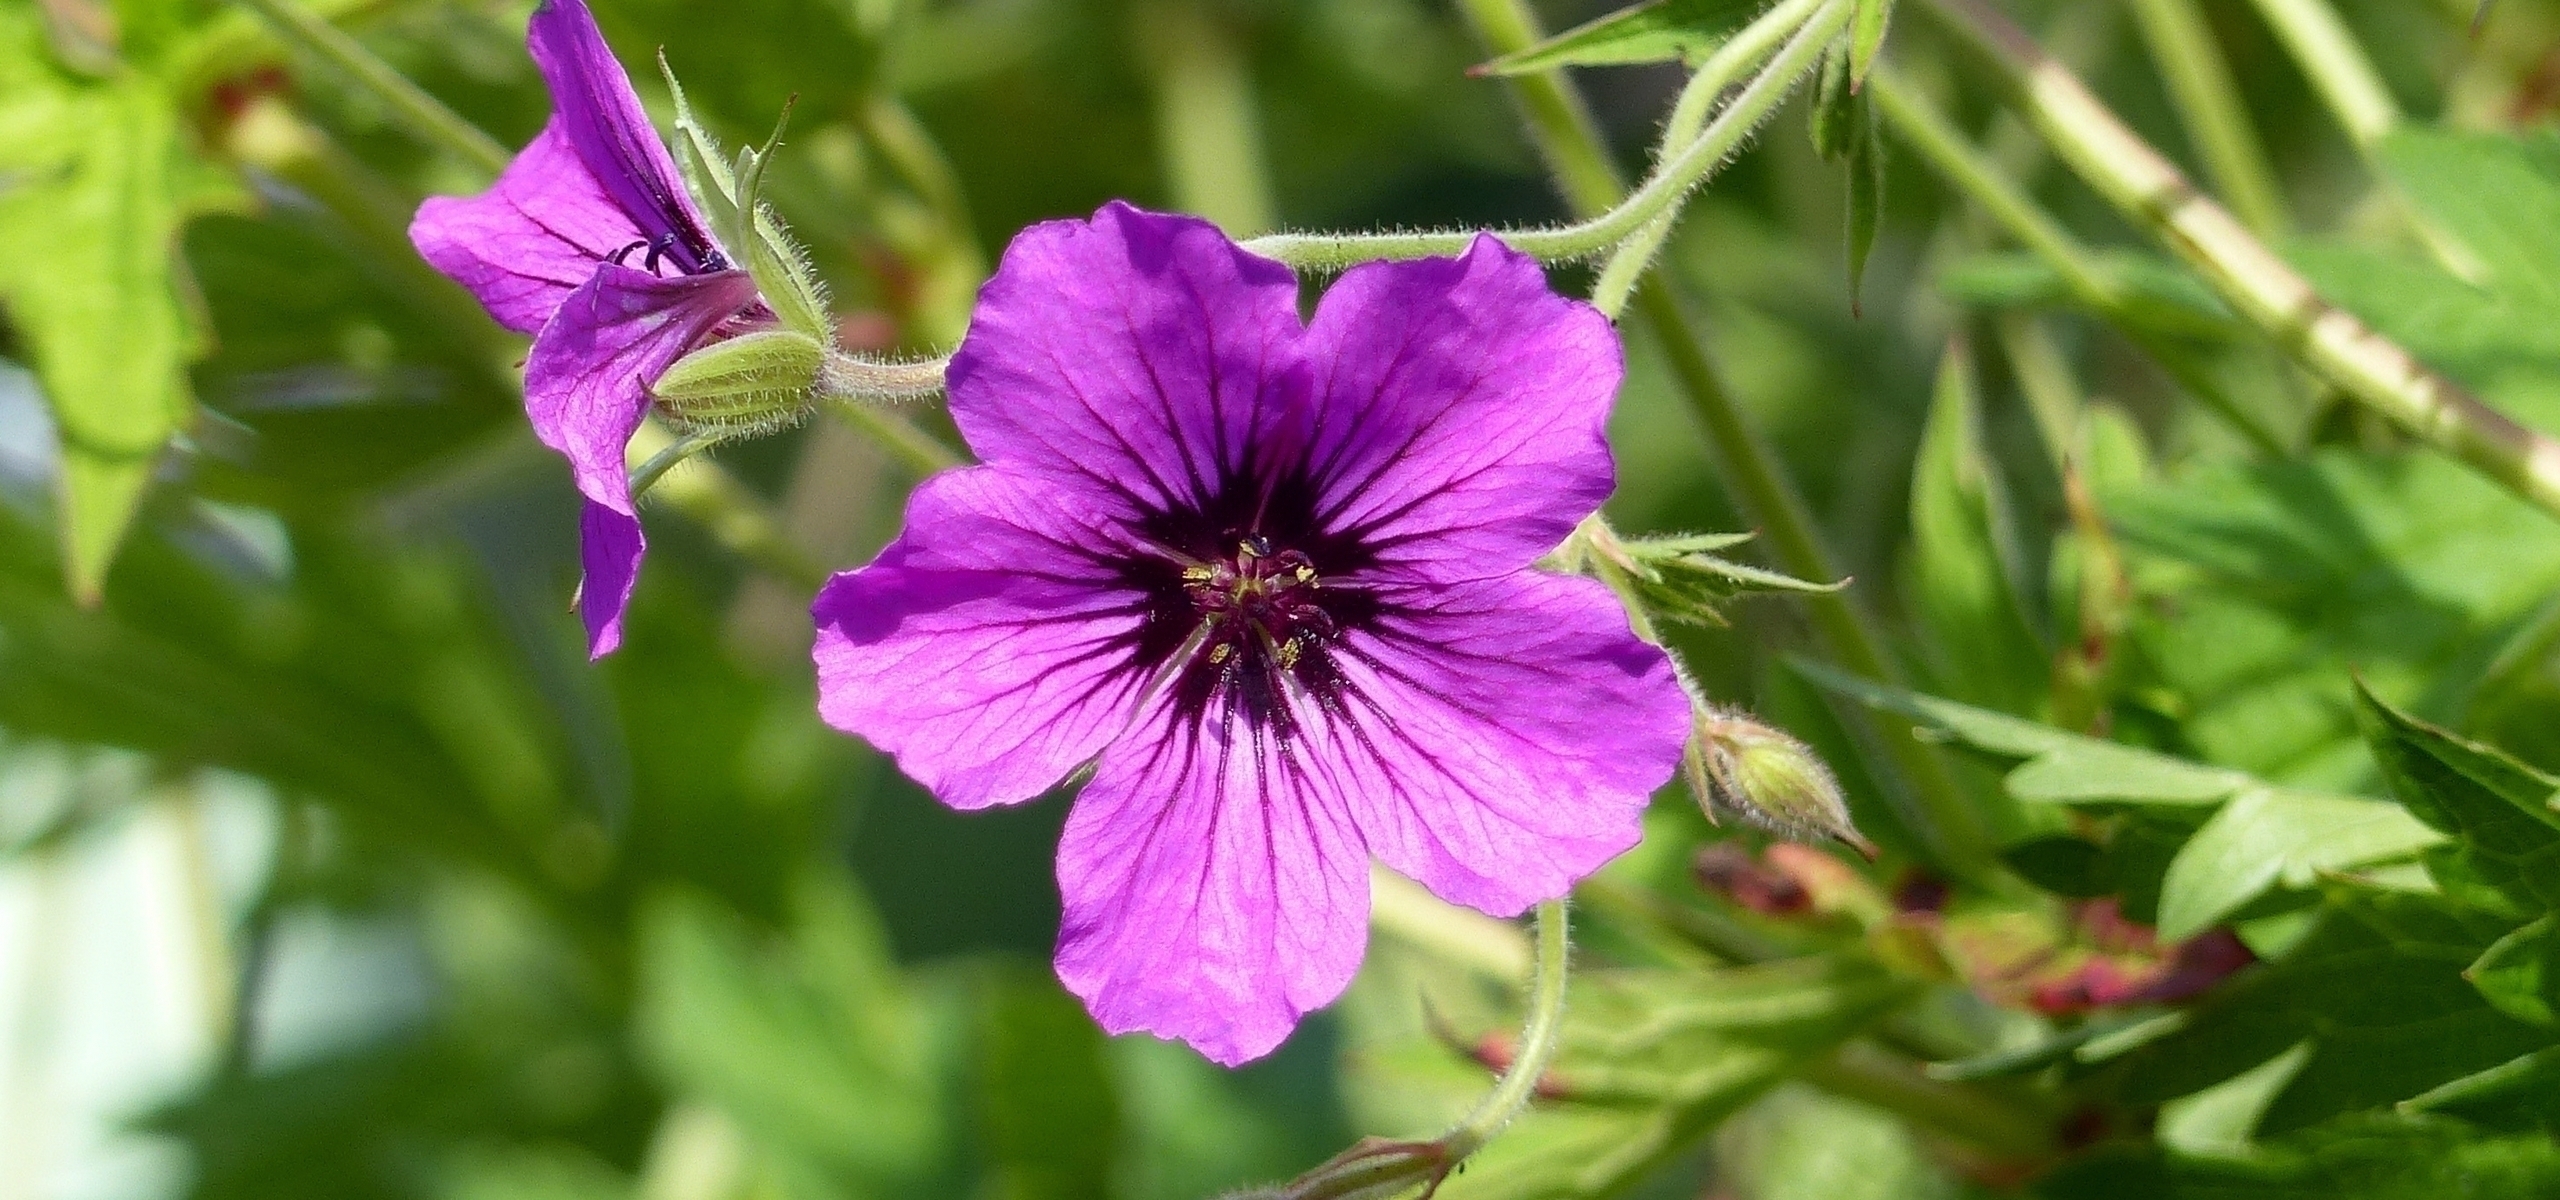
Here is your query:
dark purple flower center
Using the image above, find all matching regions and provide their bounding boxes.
[1112,466,1384,739]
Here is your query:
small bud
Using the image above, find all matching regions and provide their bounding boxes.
[1686,706,1874,856]
[652,329,824,431]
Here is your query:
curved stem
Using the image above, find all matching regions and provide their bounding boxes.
[629,428,726,499]
[1457,0,1997,875]
[1443,898,1570,1157]
[828,400,966,475]
[1592,0,1828,315]
[231,0,512,178]
[1239,0,1850,272]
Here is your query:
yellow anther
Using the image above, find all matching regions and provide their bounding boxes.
[1182,564,1216,583]
[1208,643,1232,664]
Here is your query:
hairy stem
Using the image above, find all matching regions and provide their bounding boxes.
[1242,0,1850,271]
[1457,0,1998,876]
[1918,0,2560,524]
[2127,0,2290,237]
[231,0,512,178]
[1442,899,1571,1157]
[1592,0,1829,315]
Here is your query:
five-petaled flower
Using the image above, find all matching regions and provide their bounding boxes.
[811,203,1690,1064]
[410,0,760,657]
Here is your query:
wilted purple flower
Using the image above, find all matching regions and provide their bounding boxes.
[410,0,758,657]
[811,203,1689,1064]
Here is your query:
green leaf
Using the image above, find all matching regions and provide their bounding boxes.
[2399,1045,2560,1129]
[2031,1114,2560,1199]
[1847,0,1893,91]
[2291,241,2560,383]
[2355,682,2560,914]
[1802,664,2437,930]
[2467,915,2560,1026]
[1478,0,1760,74]
[2110,886,2551,1134]
[976,968,1119,1200]
[2374,129,2560,308]
[0,53,241,598]
[635,876,948,1183]
[2115,450,2560,788]
[2155,787,2443,940]
[1903,342,2047,714]
[1797,659,2247,804]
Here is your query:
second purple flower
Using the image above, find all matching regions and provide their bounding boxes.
[812,203,1689,1065]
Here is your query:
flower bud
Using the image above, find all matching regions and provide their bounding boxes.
[652,329,824,431]
[1686,706,1874,856]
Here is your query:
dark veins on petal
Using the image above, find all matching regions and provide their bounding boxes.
[1104,449,1387,742]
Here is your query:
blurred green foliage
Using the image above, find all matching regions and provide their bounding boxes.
[8,0,2560,1198]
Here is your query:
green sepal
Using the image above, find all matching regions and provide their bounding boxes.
[652,329,825,431]
[1600,531,1843,628]
[659,59,833,343]
[1808,43,1858,162]
[1847,0,1894,91]
[1845,106,1883,316]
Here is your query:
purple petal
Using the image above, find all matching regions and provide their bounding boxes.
[811,467,1160,808]
[1297,234,1622,581]
[579,500,645,658]
[524,263,757,513]
[1055,690,1372,1066]
[527,0,718,274]
[410,121,643,335]
[525,264,755,657]
[1319,571,1689,915]
[947,202,1307,521]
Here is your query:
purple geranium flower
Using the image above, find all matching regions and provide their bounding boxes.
[810,203,1690,1064]
[410,0,759,657]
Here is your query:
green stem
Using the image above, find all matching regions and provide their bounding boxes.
[627,422,830,590]
[1242,0,1850,271]
[1458,0,1995,877]
[1636,282,1995,872]
[1137,0,1278,235]
[230,0,512,178]
[1918,0,2560,524]
[1442,899,1570,1157]
[1867,65,2290,455]
[628,429,726,499]
[2243,0,2400,147]
[828,401,966,475]
[1592,0,1829,315]
[2127,0,2290,237]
